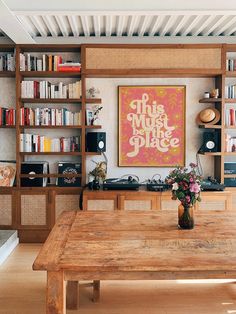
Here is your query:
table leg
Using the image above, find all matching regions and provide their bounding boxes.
[47,271,65,314]
[93,280,100,302]
[66,281,79,310]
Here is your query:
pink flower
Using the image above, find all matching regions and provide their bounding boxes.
[189,177,194,183]
[190,183,201,193]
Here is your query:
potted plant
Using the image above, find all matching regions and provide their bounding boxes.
[166,163,202,229]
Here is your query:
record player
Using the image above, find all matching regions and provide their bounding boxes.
[103,175,140,190]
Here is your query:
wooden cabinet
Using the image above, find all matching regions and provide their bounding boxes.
[83,189,233,212]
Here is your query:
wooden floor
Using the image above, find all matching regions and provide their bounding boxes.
[1,245,236,314]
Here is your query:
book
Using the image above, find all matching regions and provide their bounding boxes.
[57,162,81,187]
[21,161,49,187]
[0,161,16,187]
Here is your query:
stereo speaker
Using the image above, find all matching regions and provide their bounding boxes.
[86,132,106,152]
[201,131,220,153]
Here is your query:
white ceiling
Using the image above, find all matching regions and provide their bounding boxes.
[2,0,236,44]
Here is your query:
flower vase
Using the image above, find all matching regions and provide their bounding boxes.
[178,204,194,229]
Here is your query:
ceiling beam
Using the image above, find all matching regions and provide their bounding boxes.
[80,15,90,37]
[42,15,58,37]
[0,0,34,43]
[181,15,202,36]
[68,15,79,37]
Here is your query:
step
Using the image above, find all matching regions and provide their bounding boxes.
[0,230,19,265]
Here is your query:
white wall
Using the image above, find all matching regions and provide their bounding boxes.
[86,77,215,182]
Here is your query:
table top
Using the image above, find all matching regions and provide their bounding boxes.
[33,210,236,273]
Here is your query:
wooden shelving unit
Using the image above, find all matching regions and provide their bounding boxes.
[1,43,235,242]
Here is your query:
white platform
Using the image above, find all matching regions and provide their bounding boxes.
[0,230,19,265]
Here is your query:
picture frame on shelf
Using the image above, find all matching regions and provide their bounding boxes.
[0,161,16,187]
[118,85,186,167]
[86,109,94,126]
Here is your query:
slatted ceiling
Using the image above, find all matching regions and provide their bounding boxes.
[220,17,236,36]
[13,12,236,38]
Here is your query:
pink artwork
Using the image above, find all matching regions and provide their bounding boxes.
[118,86,186,167]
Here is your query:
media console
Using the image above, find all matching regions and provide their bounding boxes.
[82,188,233,211]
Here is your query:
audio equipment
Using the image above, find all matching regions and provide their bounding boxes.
[103,175,140,190]
[146,179,170,191]
[201,176,225,191]
[199,131,220,153]
[86,132,106,152]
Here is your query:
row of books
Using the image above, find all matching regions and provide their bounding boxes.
[225,108,236,126]
[0,107,15,125]
[226,59,236,71]
[21,80,81,99]
[19,53,81,72]
[20,134,80,152]
[225,134,236,152]
[20,107,82,126]
[0,53,15,71]
[225,85,236,98]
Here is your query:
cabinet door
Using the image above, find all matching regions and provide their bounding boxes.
[0,193,13,227]
[55,193,80,219]
[19,192,49,228]
[195,192,232,211]
[119,195,158,211]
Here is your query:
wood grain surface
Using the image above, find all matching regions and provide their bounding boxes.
[34,210,236,274]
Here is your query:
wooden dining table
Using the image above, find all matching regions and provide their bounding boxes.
[33,210,236,314]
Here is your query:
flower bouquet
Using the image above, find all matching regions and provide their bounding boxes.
[166,163,202,229]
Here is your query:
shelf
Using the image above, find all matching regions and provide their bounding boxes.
[198,124,222,129]
[199,152,222,156]
[20,173,81,178]
[225,99,236,103]
[85,125,102,129]
[20,125,82,129]
[85,68,223,78]
[225,126,236,129]
[20,71,81,78]
[199,98,222,103]
[224,174,236,178]
[226,71,236,77]
[18,186,82,191]
[0,125,15,128]
[85,98,102,104]
[0,71,15,77]
[20,152,81,156]
[20,98,82,103]
[224,152,236,156]
[85,152,102,155]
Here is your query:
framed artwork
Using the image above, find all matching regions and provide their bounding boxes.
[86,109,94,126]
[118,85,186,167]
[0,161,16,186]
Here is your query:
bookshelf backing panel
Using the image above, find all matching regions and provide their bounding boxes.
[85,47,222,70]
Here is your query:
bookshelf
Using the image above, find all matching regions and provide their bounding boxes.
[1,43,235,242]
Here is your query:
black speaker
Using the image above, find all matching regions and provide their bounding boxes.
[86,132,106,152]
[201,131,220,152]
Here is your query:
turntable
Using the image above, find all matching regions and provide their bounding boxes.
[103,175,140,190]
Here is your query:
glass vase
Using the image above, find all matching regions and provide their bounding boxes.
[178,204,194,229]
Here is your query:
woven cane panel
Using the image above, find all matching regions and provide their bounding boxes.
[161,200,179,211]
[21,195,46,225]
[87,200,114,211]
[86,48,221,70]
[198,200,226,211]
[231,194,236,211]
[0,195,12,225]
[55,195,80,219]
[124,200,151,210]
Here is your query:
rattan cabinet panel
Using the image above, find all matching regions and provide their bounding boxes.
[21,194,47,225]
